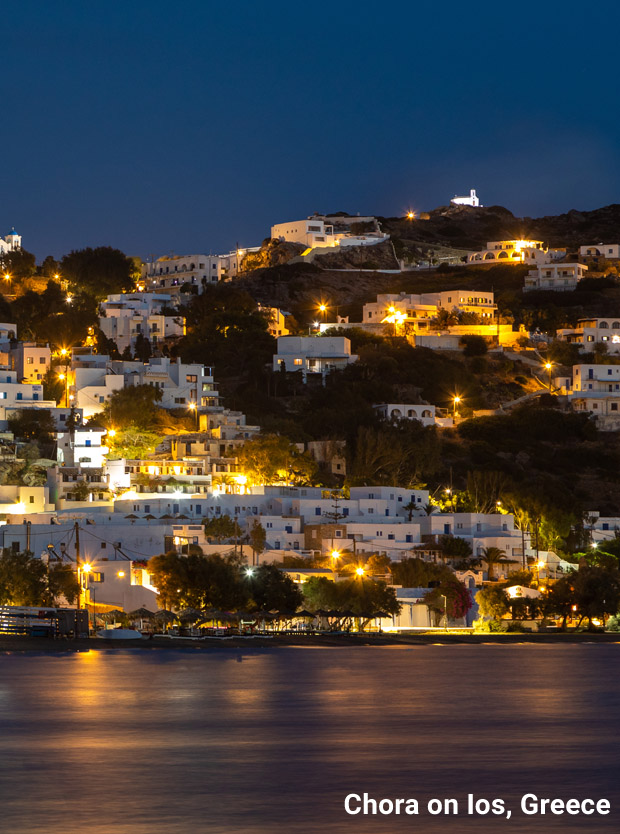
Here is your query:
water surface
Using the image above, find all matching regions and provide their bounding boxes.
[0,645,617,833]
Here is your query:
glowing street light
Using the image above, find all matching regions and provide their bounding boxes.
[107,428,116,438]
[453,395,461,418]
[355,567,365,577]
[188,401,199,430]
[544,361,553,393]
[330,549,341,570]
[406,211,415,220]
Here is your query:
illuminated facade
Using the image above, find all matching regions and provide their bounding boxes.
[523,263,587,292]
[468,239,551,265]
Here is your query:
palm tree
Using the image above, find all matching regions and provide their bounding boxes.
[480,546,506,581]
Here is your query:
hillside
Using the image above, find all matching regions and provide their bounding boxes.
[382,203,620,252]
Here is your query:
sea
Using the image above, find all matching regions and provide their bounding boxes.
[0,644,617,834]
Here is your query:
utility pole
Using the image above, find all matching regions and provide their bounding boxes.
[74,521,81,638]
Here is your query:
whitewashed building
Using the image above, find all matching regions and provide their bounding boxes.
[9,342,51,383]
[273,336,358,377]
[557,318,620,353]
[524,263,587,292]
[99,293,185,354]
[451,189,481,207]
[468,240,552,265]
[579,244,620,260]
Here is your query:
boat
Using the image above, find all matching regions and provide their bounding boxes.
[96,628,145,640]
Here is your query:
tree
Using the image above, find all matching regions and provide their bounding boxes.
[544,574,575,630]
[61,246,136,299]
[302,576,400,620]
[148,551,247,611]
[249,519,267,565]
[247,564,302,612]
[572,566,620,629]
[459,335,488,356]
[203,516,240,543]
[391,558,452,588]
[0,248,36,281]
[439,535,473,560]
[134,333,152,362]
[48,563,80,605]
[8,409,56,443]
[479,546,507,581]
[237,434,317,486]
[0,550,47,605]
[103,384,163,430]
[475,584,509,620]
[424,577,473,622]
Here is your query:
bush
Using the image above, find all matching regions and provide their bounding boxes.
[473,618,507,633]
[605,615,620,632]
[460,335,488,357]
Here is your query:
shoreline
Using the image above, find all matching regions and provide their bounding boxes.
[0,631,619,653]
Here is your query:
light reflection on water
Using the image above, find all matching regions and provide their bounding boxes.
[0,645,618,834]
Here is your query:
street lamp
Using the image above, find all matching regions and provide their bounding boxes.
[441,594,448,630]
[453,395,461,418]
[406,211,415,220]
[330,549,341,571]
[355,567,365,577]
[188,401,199,430]
[544,361,553,393]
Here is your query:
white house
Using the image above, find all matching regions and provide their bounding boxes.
[419,512,525,568]
[374,403,453,428]
[468,240,551,265]
[273,336,358,377]
[9,342,51,383]
[143,254,225,292]
[99,293,185,354]
[70,354,219,418]
[523,263,587,292]
[272,215,388,251]
[363,291,497,325]
[579,244,620,260]
[0,371,48,407]
[57,426,108,469]
[272,218,337,249]
[113,357,218,410]
[557,318,620,353]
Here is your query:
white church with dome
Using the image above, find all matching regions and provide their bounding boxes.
[0,228,22,255]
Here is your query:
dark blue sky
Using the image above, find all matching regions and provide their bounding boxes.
[6,0,620,260]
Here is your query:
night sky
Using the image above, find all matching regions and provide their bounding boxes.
[6,0,620,259]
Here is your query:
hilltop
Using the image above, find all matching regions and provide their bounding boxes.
[382,203,620,252]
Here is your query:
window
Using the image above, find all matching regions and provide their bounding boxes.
[186,375,197,382]
[174,397,186,404]
[335,530,342,538]
[40,357,47,364]
[293,358,302,366]
[29,495,35,504]
[26,357,33,364]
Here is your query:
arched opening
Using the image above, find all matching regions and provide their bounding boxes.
[484,252,495,260]
[600,321,609,329]
[498,251,509,259]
